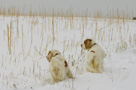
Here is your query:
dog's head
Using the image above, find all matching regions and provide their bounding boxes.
[46,50,61,62]
[81,39,95,50]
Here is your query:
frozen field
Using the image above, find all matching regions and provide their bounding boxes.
[0,16,136,90]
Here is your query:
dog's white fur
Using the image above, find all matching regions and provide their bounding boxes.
[46,50,73,83]
[81,39,105,73]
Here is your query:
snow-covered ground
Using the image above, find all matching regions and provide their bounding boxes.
[0,16,136,90]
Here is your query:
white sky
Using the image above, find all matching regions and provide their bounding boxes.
[0,0,136,17]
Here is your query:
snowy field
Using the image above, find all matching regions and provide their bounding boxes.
[0,16,136,90]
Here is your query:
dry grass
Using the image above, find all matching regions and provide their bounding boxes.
[0,9,136,89]
[0,8,134,19]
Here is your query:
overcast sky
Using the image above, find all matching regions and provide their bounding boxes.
[0,0,136,17]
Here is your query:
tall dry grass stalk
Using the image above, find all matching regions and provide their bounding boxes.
[10,21,12,55]
[40,25,44,54]
[81,24,84,39]
[7,21,13,55]
[95,22,97,38]
[7,24,10,54]
[17,17,19,38]
[22,25,24,53]
[52,17,55,48]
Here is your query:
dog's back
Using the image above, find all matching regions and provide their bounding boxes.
[89,44,105,60]
[50,55,68,82]
[87,44,105,73]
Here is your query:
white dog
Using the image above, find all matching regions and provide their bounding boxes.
[46,50,73,83]
[81,39,105,73]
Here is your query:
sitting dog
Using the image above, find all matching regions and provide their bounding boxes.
[81,39,105,73]
[46,50,73,83]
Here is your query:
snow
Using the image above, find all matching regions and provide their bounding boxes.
[0,16,136,90]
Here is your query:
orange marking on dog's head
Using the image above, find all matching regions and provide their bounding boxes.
[46,50,53,62]
[84,39,92,49]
